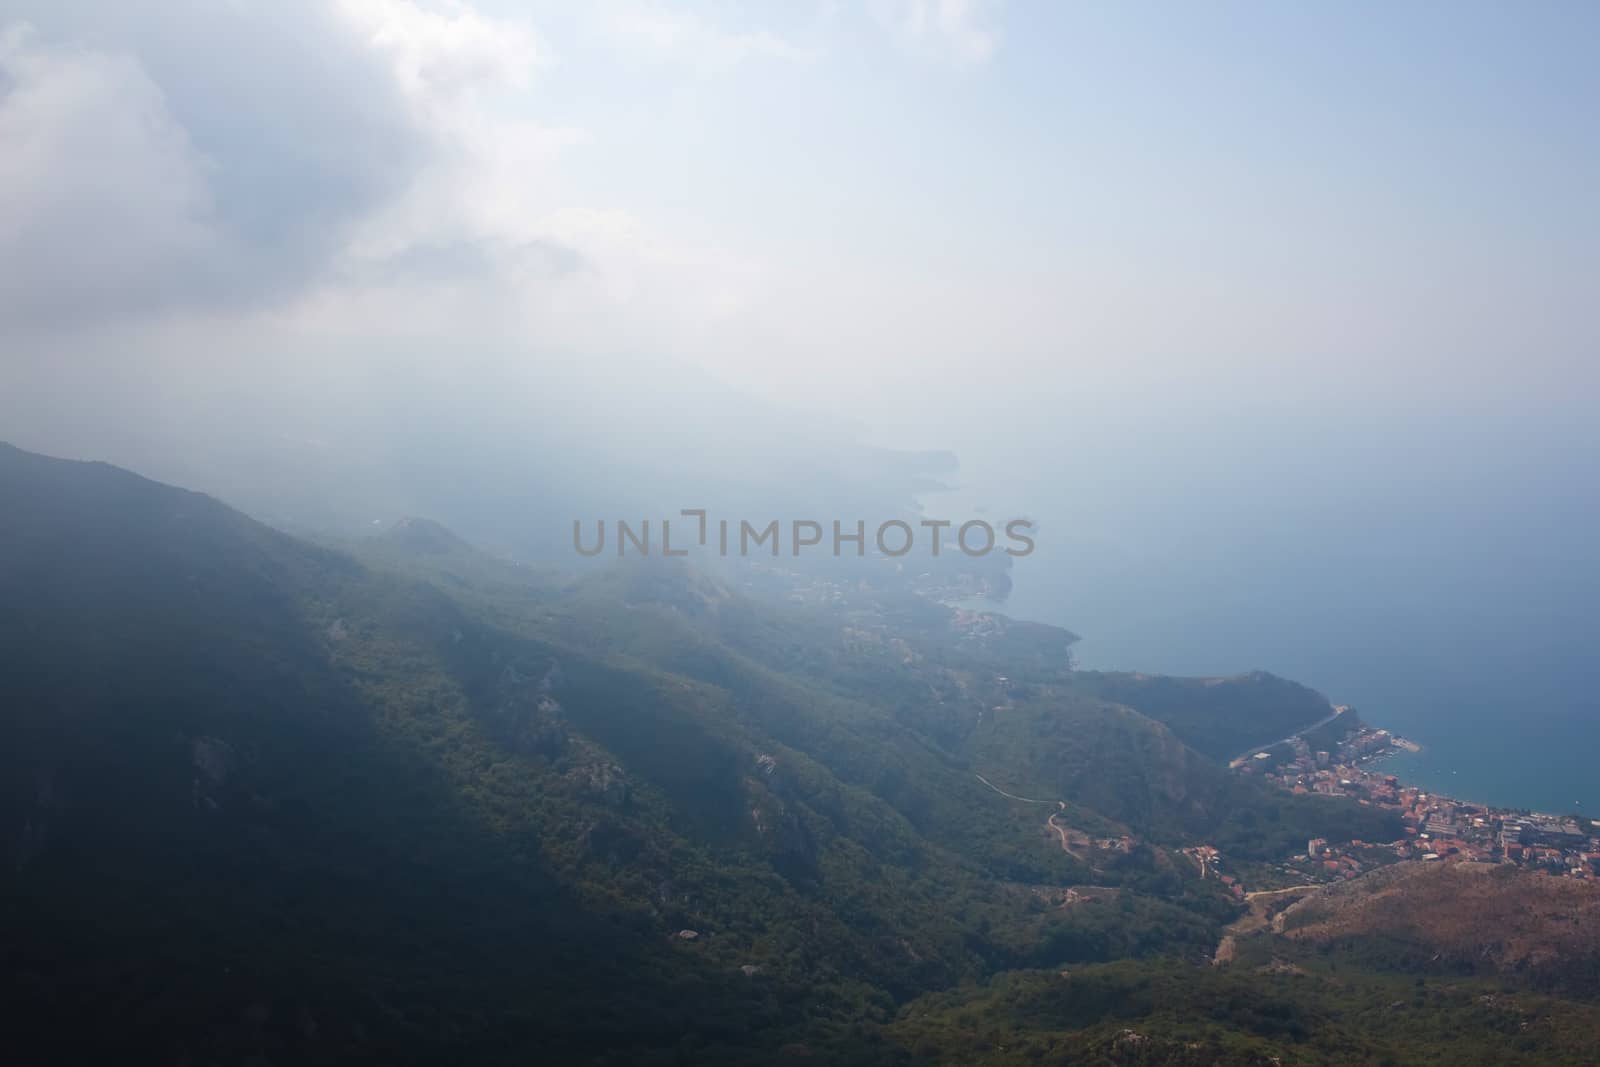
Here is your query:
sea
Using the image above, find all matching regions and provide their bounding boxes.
[923,411,1599,817]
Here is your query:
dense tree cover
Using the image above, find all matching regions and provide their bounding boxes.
[888,955,1600,1065]
[0,443,1578,1063]
[1073,671,1337,763]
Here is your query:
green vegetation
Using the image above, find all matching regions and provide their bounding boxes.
[0,443,1583,1063]
[1075,671,1337,763]
[888,956,1600,1065]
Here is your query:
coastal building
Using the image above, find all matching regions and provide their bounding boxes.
[1232,714,1597,881]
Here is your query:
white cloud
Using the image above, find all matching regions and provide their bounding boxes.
[337,0,545,99]
[0,0,1006,357]
[601,3,814,73]
[0,0,1003,404]
[0,26,219,324]
[313,1,758,346]
[0,1,422,326]
[871,0,1002,68]
[0,0,770,354]
[327,0,580,283]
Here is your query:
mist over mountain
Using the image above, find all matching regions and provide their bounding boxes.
[10,439,1600,1063]
[4,2,1599,1063]
[0,441,1394,1062]
[1,338,961,561]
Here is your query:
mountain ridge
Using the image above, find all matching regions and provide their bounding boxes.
[0,442,1423,1064]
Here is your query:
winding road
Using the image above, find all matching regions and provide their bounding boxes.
[973,773,1056,805]
[1046,809,1074,852]
[975,774,1080,856]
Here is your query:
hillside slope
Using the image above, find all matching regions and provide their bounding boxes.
[0,443,1399,1063]
[1280,860,1600,992]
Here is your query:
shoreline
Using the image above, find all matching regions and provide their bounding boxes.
[1236,715,1599,890]
[1340,725,1536,817]
[928,590,1586,819]
[1307,716,1595,828]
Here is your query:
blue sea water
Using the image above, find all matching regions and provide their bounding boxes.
[932,412,1599,816]
[1000,560,1597,816]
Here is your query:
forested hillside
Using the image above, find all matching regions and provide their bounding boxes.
[0,443,1559,1066]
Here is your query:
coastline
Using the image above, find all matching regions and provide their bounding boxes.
[1260,713,1578,821]
[927,584,1589,819]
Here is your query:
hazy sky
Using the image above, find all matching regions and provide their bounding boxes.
[3,0,1595,814]
[3,0,1595,459]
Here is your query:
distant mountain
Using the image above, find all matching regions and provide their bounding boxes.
[0,442,1480,1066]
[0,355,962,565]
[380,515,476,555]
